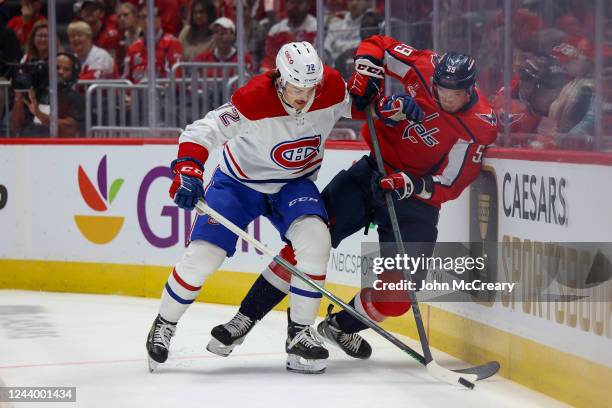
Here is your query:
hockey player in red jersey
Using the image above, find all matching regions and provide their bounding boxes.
[208,35,499,362]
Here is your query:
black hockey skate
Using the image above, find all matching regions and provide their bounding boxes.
[206,311,257,357]
[146,314,176,372]
[286,309,328,374]
[317,304,372,359]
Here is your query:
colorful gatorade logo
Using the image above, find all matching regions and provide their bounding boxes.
[74,155,125,244]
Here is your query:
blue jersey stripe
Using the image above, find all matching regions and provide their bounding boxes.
[289,285,322,299]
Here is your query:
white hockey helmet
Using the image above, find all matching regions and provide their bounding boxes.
[275,42,324,89]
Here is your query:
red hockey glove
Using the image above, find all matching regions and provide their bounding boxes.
[169,158,205,210]
[375,94,424,126]
[348,55,384,111]
[379,172,424,200]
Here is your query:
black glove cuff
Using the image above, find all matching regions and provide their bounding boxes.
[421,175,433,195]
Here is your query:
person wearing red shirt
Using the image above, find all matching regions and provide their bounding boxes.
[208,35,499,362]
[135,0,181,36]
[7,0,45,45]
[125,6,183,83]
[259,0,317,72]
[79,0,121,59]
[193,17,253,78]
[115,2,141,77]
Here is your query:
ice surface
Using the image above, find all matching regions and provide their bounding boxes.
[0,291,567,408]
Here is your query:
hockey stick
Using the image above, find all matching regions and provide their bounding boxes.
[195,200,497,387]
[365,108,500,388]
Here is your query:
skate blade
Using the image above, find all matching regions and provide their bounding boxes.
[148,357,159,373]
[286,354,326,374]
[206,337,239,357]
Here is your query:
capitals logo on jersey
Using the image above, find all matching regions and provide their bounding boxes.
[402,113,440,147]
[476,110,498,127]
[271,135,322,170]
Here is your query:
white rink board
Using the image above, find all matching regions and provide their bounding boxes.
[435,155,612,367]
[1,144,610,369]
[0,145,383,287]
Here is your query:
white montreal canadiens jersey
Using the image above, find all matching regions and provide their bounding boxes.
[179,66,352,193]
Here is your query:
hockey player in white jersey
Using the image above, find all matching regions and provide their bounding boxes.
[146,42,358,374]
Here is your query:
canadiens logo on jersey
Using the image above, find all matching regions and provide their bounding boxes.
[476,110,498,127]
[271,135,322,170]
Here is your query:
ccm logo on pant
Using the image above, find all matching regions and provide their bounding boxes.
[289,197,319,207]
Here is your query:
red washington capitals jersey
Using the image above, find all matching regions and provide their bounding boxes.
[356,35,499,207]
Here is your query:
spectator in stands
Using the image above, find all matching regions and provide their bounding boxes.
[333,10,382,80]
[102,0,119,27]
[324,0,370,64]
[492,54,567,139]
[137,0,182,36]
[7,0,45,45]
[241,0,267,73]
[78,0,121,59]
[178,0,216,61]
[259,0,317,72]
[125,6,183,83]
[194,17,253,77]
[21,20,48,63]
[324,0,348,25]
[10,53,85,137]
[116,2,141,76]
[0,18,22,122]
[554,2,595,41]
[68,21,117,80]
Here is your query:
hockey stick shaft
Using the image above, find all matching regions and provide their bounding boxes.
[365,109,434,361]
[365,109,475,388]
[194,200,426,364]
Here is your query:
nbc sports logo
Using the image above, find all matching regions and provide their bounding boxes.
[74,155,125,244]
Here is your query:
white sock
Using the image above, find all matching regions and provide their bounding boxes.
[159,240,226,322]
[285,217,331,326]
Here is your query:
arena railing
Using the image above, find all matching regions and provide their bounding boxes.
[85,82,182,138]
[168,62,242,129]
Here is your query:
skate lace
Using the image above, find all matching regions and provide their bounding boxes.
[292,326,324,349]
[225,312,253,337]
[153,322,176,348]
[339,332,363,354]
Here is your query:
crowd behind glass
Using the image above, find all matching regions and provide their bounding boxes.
[0,0,609,151]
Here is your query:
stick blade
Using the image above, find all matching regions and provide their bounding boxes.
[453,361,500,381]
[426,360,477,389]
